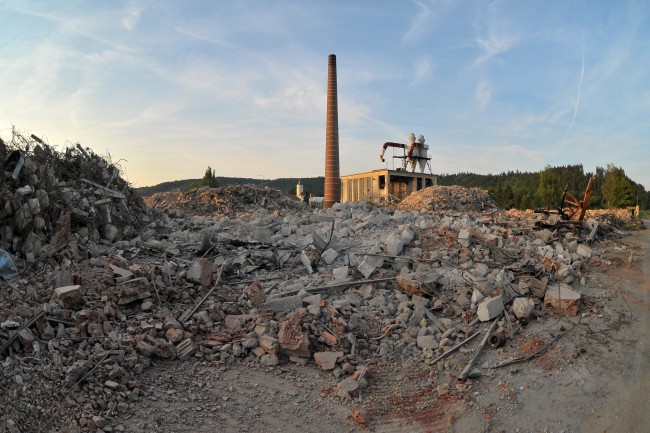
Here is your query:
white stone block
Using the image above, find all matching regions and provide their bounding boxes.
[332,266,348,280]
[321,248,339,265]
[512,297,535,318]
[477,296,503,322]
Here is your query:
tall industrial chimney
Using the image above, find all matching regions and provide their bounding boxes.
[324,54,340,208]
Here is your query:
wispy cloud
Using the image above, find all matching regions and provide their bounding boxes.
[402,0,433,43]
[500,105,573,138]
[174,26,234,48]
[475,80,491,111]
[253,75,325,119]
[122,6,143,31]
[411,56,433,85]
[569,52,585,129]
[473,33,521,65]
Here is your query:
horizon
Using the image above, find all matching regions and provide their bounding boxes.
[1,1,648,190]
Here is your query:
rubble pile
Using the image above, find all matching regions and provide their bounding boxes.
[0,132,148,261]
[508,207,642,233]
[397,185,497,212]
[0,151,637,432]
[144,184,304,216]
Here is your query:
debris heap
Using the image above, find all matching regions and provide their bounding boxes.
[144,184,304,216]
[397,185,497,212]
[0,132,148,261]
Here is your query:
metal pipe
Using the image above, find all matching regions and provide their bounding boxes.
[379,142,406,162]
[324,54,340,208]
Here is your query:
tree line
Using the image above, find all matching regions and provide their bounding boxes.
[438,163,648,210]
[138,164,648,211]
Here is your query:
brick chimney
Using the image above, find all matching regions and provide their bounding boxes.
[324,54,341,208]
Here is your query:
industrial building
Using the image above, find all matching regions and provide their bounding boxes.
[341,169,437,205]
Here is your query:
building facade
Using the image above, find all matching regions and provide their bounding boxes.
[341,169,437,205]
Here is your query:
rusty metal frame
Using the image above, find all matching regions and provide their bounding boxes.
[560,176,595,221]
[535,176,596,222]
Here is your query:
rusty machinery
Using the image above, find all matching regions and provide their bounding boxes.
[379,133,432,174]
[535,176,596,222]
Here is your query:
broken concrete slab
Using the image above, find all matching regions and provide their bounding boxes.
[186,258,214,287]
[52,285,84,309]
[576,244,593,258]
[335,377,359,398]
[416,335,439,350]
[332,266,349,280]
[544,284,581,316]
[477,295,504,322]
[314,351,343,370]
[512,297,535,318]
[261,295,303,312]
[385,231,405,256]
[259,335,279,355]
[321,248,339,265]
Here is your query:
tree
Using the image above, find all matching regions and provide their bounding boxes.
[601,164,634,208]
[199,167,219,188]
[537,167,562,207]
[188,167,219,190]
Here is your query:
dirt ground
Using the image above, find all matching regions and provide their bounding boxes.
[110,221,650,433]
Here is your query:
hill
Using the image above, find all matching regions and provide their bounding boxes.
[137,176,324,198]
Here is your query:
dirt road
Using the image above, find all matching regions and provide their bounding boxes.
[580,220,650,432]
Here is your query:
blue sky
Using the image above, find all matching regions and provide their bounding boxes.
[1,0,648,189]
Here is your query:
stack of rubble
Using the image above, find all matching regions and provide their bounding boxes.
[0,135,637,432]
[0,131,148,261]
[144,184,304,216]
[397,185,497,212]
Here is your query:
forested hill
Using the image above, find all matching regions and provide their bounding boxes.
[438,164,649,210]
[136,164,648,210]
[137,176,325,198]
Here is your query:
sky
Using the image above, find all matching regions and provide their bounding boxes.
[1,0,648,189]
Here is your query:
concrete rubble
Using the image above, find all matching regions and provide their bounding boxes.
[0,133,641,432]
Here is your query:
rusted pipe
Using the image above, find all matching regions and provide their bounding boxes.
[379,142,406,162]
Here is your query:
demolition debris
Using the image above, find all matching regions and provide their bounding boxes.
[0,131,642,432]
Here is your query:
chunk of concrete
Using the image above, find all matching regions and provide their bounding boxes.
[576,244,592,258]
[477,296,504,322]
[186,258,214,286]
[458,229,471,247]
[300,251,313,274]
[321,248,339,265]
[259,335,279,355]
[544,284,581,316]
[335,377,359,398]
[473,263,489,278]
[254,226,272,244]
[52,285,84,309]
[261,295,303,312]
[314,351,343,371]
[416,335,439,350]
[385,231,405,256]
[512,297,535,319]
[332,266,349,280]
[260,354,279,366]
[357,260,376,279]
